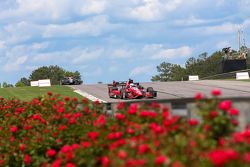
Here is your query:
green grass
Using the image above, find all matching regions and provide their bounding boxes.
[0,85,83,101]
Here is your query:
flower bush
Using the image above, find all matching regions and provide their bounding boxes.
[0,90,249,166]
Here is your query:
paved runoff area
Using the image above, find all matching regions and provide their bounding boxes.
[70,80,250,103]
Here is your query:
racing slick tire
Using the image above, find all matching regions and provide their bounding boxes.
[147,87,156,97]
[147,87,154,93]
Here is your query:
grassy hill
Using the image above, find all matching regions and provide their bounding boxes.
[0,85,83,101]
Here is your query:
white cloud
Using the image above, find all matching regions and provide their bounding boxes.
[174,16,209,26]
[0,40,6,49]
[130,65,154,76]
[203,22,238,35]
[143,44,192,59]
[31,42,49,50]
[108,66,118,72]
[43,15,116,38]
[2,21,41,45]
[111,49,132,58]
[3,56,28,72]
[31,47,104,64]
[79,0,107,15]
[128,0,184,21]
[85,67,103,76]
[32,53,56,62]
[216,41,231,49]
[153,46,192,59]
[0,0,108,22]
[72,48,103,64]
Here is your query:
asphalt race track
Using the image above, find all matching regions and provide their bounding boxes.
[70,80,250,103]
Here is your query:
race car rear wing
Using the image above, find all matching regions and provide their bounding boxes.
[107,81,140,87]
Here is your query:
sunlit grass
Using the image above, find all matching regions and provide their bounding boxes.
[0,85,82,101]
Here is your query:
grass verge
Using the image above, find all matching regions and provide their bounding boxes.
[0,85,82,101]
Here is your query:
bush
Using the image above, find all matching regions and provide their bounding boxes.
[0,90,249,166]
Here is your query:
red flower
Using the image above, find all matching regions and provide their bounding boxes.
[138,144,150,154]
[0,159,4,166]
[47,149,56,157]
[218,138,225,146]
[128,103,138,114]
[58,125,67,131]
[195,92,204,100]
[60,145,72,154]
[188,119,199,126]
[126,128,135,134]
[101,156,109,167]
[93,114,106,127]
[19,143,25,152]
[107,132,122,140]
[228,108,239,116]
[232,132,244,143]
[115,113,126,120]
[71,143,79,150]
[139,110,157,118]
[57,107,65,113]
[118,150,127,159]
[64,96,70,101]
[231,119,239,126]
[24,154,31,165]
[81,141,91,148]
[155,155,168,165]
[117,102,125,110]
[71,97,78,102]
[211,89,221,96]
[51,159,61,167]
[82,98,88,104]
[88,131,99,140]
[69,118,76,124]
[66,163,76,167]
[47,91,53,96]
[210,111,218,118]
[208,149,239,167]
[244,152,250,163]
[219,100,232,111]
[10,125,18,133]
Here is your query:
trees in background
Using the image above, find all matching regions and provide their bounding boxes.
[151,62,186,81]
[151,51,225,81]
[15,65,83,86]
[2,82,14,88]
[15,77,30,87]
[29,66,65,85]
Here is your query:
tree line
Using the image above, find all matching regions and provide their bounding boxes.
[152,48,250,82]
[1,65,83,87]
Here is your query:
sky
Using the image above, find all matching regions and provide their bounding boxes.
[0,0,250,84]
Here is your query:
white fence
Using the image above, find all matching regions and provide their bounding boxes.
[236,72,249,80]
[188,75,199,81]
[30,79,51,87]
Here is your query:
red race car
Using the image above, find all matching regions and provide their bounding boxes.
[108,79,157,99]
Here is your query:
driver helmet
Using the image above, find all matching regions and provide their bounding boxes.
[128,78,133,83]
[130,83,135,87]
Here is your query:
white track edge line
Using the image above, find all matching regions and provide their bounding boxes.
[74,90,107,103]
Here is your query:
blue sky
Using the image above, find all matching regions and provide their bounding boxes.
[0,0,250,84]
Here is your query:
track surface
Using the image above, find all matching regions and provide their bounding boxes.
[70,80,250,103]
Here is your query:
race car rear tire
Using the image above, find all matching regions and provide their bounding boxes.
[147,87,154,93]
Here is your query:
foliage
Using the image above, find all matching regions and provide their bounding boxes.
[151,62,186,81]
[29,65,82,85]
[0,90,250,166]
[2,82,14,88]
[15,77,30,87]
[152,51,224,81]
